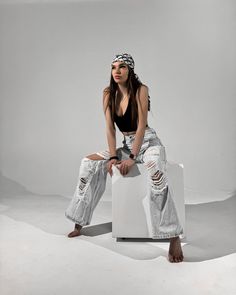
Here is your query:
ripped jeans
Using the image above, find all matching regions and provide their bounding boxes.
[65,127,183,239]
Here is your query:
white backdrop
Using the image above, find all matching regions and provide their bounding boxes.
[0,0,235,202]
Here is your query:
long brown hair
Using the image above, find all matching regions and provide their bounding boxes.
[103,66,150,130]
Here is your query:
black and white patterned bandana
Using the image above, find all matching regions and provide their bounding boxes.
[111,53,141,82]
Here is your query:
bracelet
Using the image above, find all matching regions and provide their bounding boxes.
[129,153,137,160]
[109,156,118,161]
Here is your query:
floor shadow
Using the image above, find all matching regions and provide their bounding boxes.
[183,193,236,262]
[81,222,112,236]
[0,171,235,261]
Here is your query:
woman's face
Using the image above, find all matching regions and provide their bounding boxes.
[111,61,129,84]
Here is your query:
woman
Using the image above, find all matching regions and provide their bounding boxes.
[65,53,184,263]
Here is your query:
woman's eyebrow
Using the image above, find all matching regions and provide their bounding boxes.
[111,63,126,67]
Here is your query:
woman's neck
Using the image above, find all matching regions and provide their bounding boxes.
[117,85,128,98]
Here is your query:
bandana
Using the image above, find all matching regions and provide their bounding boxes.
[111,53,141,82]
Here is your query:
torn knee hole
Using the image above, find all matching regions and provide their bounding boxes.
[151,170,167,191]
[147,161,156,169]
[152,170,163,181]
[146,162,165,185]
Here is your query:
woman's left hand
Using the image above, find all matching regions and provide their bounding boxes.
[115,158,135,176]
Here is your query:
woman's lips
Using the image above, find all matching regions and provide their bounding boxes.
[115,76,121,79]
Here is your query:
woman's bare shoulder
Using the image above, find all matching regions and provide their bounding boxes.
[139,84,149,92]
[136,84,149,100]
[103,86,110,103]
[103,86,110,94]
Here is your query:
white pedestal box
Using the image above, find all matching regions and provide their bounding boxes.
[112,161,185,240]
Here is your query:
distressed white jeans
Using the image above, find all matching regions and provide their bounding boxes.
[65,127,183,239]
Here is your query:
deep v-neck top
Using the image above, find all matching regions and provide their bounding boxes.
[116,98,131,117]
[114,98,138,132]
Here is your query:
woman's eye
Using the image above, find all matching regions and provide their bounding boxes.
[112,65,125,69]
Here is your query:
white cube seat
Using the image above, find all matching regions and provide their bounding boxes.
[112,161,186,240]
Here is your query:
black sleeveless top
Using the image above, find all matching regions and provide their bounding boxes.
[114,98,148,132]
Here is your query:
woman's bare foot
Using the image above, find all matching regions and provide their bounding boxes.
[67,224,82,238]
[168,236,184,263]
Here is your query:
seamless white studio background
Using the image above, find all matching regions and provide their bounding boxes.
[0,0,235,201]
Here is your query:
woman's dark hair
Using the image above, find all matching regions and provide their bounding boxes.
[103,65,150,130]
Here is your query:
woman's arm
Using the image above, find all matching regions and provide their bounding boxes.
[103,90,117,157]
[131,85,149,156]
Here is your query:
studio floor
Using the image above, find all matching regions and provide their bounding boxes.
[0,186,236,295]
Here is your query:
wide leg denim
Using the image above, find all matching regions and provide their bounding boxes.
[65,127,183,239]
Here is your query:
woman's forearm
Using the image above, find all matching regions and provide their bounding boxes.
[131,128,146,156]
[106,129,117,157]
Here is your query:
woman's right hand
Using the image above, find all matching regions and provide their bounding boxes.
[106,159,120,176]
